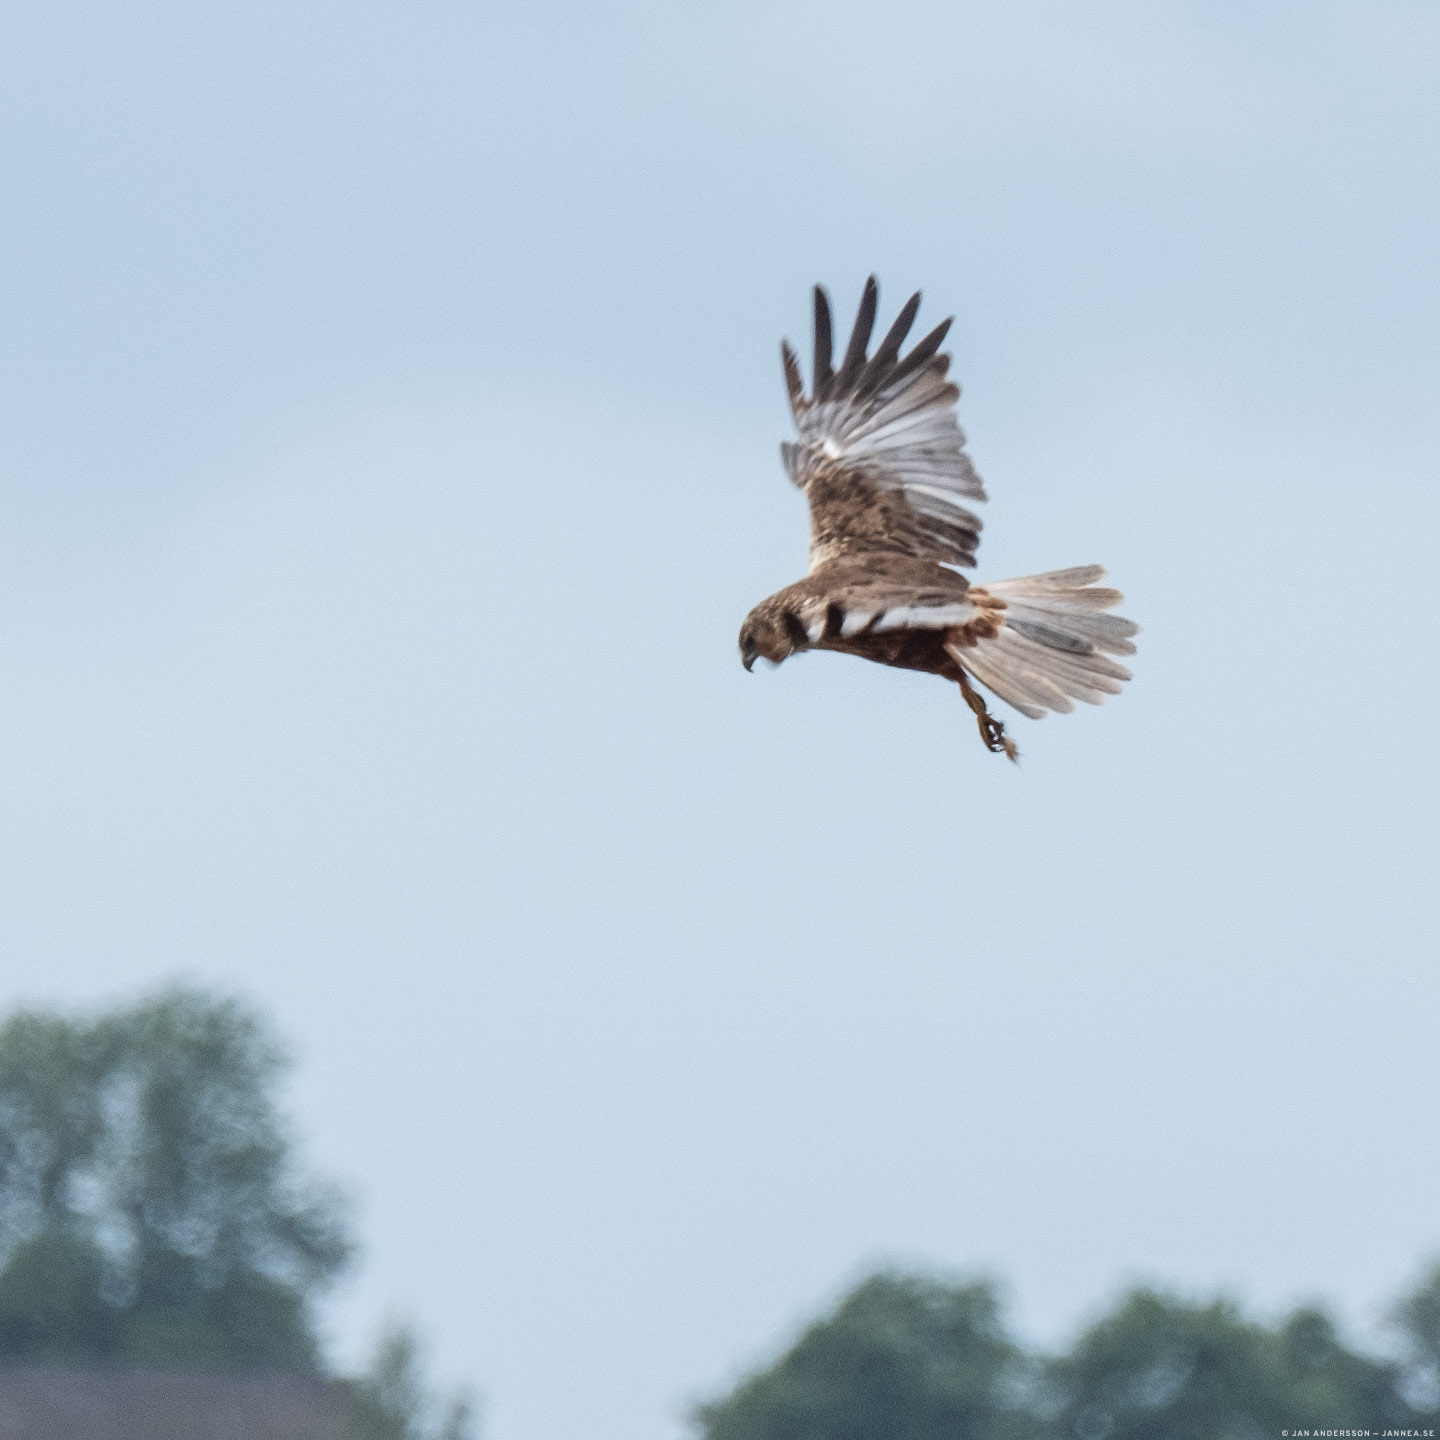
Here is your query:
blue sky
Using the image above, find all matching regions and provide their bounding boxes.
[2,4,1439,1437]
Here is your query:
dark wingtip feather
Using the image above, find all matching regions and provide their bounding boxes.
[856,290,922,398]
[813,286,834,401]
[835,276,879,392]
[780,340,805,412]
[886,315,954,388]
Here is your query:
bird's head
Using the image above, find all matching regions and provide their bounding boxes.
[739,600,811,671]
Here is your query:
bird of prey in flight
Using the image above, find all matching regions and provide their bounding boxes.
[738,278,1138,760]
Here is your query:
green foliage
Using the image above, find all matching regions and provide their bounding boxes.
[696,1268,1440,1440]
[1046,1290,1407,1439]
[0,1232,115,1360]
[1391,1262,1440,1416]
[693,1273,1035,1440]
[0,986,352,1370]
[342,1325,478,1440]
[1394,1262,1440,1363]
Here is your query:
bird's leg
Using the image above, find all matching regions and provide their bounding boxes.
[957,670,1019,763]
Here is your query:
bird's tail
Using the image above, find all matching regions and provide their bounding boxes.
[947,566,1139,719]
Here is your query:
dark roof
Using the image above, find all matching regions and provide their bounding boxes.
[0,1369,344,1440]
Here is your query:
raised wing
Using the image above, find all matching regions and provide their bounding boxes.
[780,277,987,569]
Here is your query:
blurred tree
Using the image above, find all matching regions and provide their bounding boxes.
[692,1272,1036,1440]
[0,987,351,1369]
[1045,1289,1409,1439]
[698,1271,1440,1440]
[342,1324,478,1440]
[0,1231,115,1360]
[1390,1261,1440,1418]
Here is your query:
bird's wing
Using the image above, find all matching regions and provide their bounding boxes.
[785,571,981,645]
[780,277,986,570]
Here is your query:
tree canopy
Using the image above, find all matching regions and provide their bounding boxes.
[0,986,351,1370]
[695,1273,1034,1440]
[695,1267,1440,1440]
[341,1325,477,1440]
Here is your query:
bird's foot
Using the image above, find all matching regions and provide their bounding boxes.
[957,671,1019,763]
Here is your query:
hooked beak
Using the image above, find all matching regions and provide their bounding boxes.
[740,641,758,672]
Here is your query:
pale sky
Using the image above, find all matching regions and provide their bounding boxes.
[2,4,1439,1438]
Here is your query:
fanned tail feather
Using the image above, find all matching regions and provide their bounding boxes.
[947,567,1139,720]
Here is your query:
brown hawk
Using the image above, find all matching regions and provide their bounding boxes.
[738,278,1139,760]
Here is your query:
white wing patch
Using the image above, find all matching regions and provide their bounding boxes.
[870,603,974,632]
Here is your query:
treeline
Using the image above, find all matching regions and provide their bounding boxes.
[4,987,1437,1438]
[695,1268,1440,1438]
[0,988,472,1440]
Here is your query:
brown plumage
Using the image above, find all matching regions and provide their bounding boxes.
[739,277,1139,760]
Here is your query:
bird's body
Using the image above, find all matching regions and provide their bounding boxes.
[744,555,992,679]
[739,278,1138,759]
